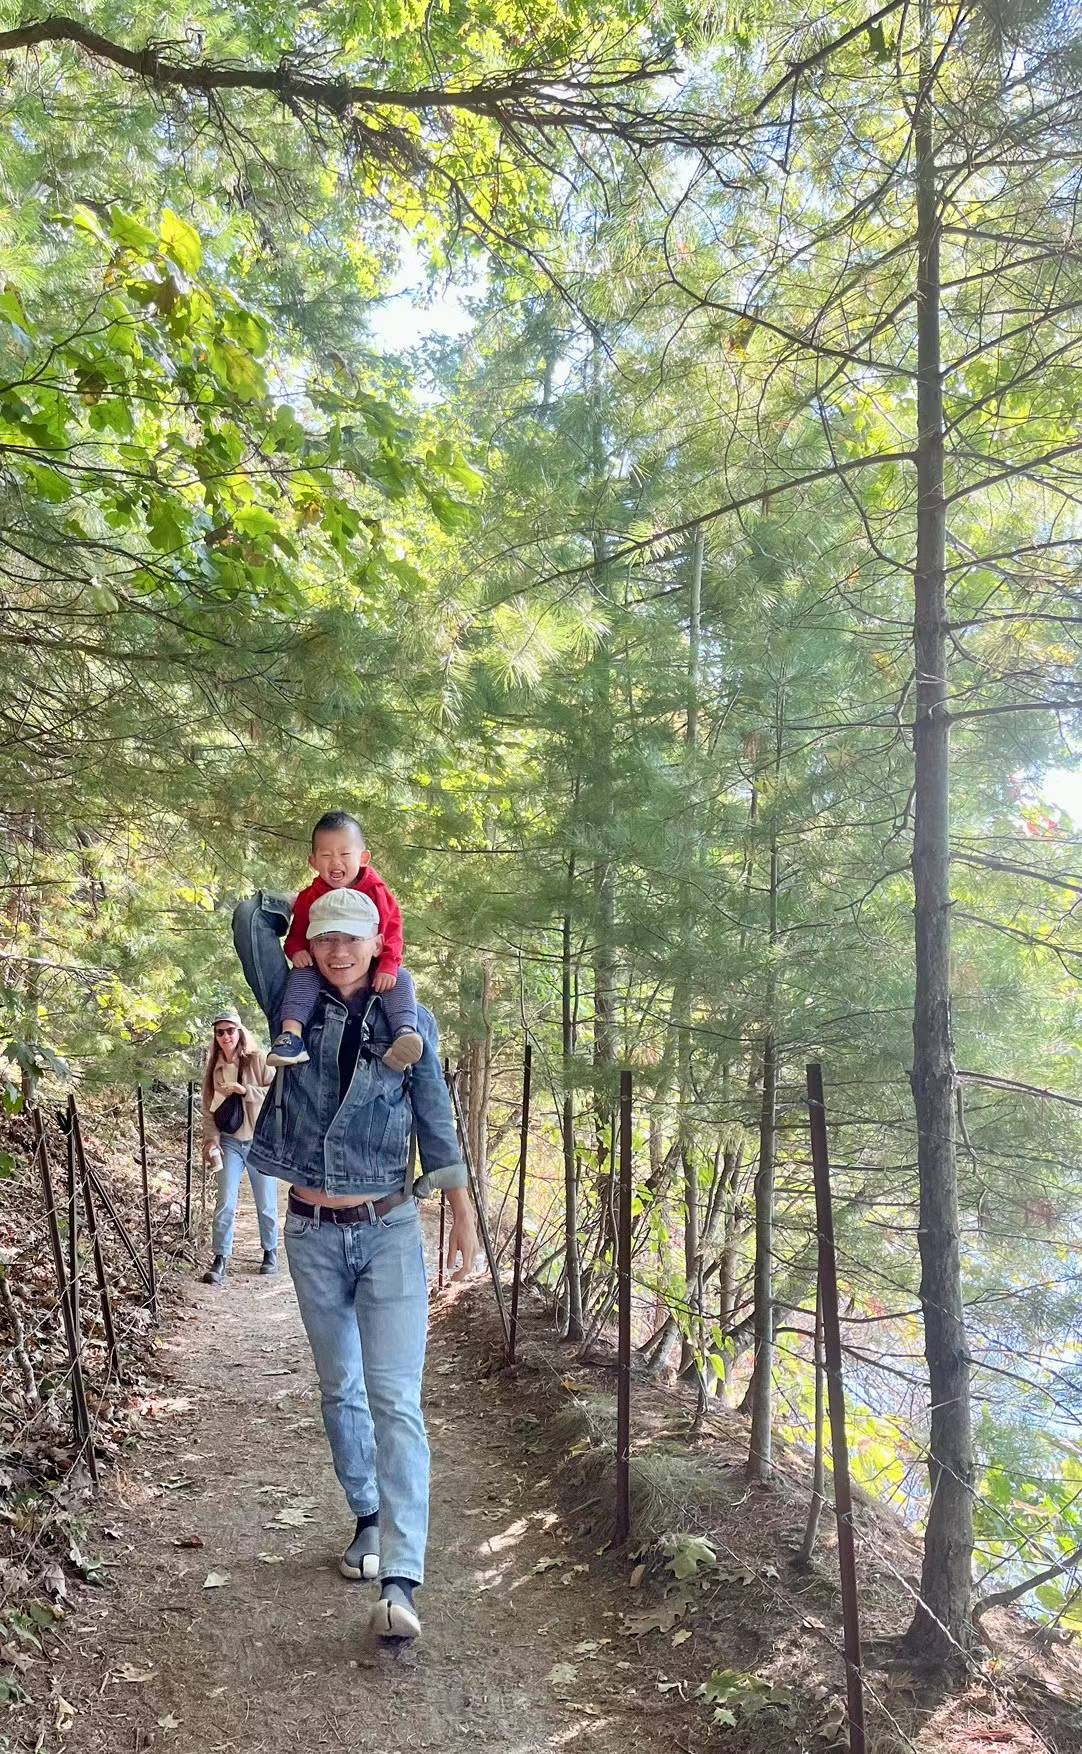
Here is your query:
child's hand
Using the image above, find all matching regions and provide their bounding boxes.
[371,971,397,994]
[291,949,314,969]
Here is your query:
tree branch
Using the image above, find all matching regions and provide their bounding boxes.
[0,15,714,154]
[973,1543,1082,1623]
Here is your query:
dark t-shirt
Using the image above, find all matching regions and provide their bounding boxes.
[337,988,376,1105]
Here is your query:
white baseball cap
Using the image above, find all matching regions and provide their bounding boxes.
[307,887,381,941]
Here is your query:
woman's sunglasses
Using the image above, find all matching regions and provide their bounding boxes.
[215,1025,238,1038]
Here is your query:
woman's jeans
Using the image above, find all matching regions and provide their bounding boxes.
[284,1200,429,1584]
[211,1138,279,1257]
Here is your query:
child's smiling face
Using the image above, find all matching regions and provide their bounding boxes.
[309,824,370,889]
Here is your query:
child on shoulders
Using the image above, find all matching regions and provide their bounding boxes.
[267,809,423,1074]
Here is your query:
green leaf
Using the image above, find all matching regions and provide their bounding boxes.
[207,340,265,402]
[160,208,202,275]
[222,307,268,357]
[24,463,72,502]
[108,207,159,256]
[71,204,108,244]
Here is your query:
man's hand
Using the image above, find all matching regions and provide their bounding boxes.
[371,970,397,994]
[444,1187,480,1283]
[291,948,314,969]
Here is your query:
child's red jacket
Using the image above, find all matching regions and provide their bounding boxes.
[284,869,404,977]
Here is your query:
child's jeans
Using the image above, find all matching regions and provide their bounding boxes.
[281,965,418,1038]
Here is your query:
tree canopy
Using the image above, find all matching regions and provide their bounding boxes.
[2,0,1081,1667]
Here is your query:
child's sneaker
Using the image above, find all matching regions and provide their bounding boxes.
[383,1029,423,1072]
[267,1031,310,1068]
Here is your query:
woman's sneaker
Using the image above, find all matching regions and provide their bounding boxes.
[267,1031,310,1068]
[382,1029,423,1072]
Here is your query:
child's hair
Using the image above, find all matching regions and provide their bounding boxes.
[312,809,365,849]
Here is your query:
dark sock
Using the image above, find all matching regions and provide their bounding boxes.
[355,1510,378,1532]
[381,1576,416,1605]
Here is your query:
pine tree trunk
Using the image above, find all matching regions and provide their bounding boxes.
[746,705,782,1484]
[677,529,706,1377]
[746,1028,777,1481]
[904,0,974,1661]
[459,961,494,1215]
[793,1285,826,1570]
[562,877,584,1341]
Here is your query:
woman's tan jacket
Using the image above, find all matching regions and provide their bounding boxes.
[202,1039,275,1147]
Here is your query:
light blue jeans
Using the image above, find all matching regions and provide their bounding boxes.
[283,1200,429,1584]
[211,1138,279,1257]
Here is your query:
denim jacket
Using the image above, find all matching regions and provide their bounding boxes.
[232,894,466,1199]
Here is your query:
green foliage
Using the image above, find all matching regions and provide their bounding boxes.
[0,0,1080,1646]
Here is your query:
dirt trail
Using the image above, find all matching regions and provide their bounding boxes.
[57,1197,692,1754]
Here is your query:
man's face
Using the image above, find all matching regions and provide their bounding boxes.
[309,930,381,991]
[309,827,371,890]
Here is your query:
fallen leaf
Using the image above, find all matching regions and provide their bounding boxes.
[547,1662,579,1689]
[560,1565,589,1585]
[269,1497,317,1528]
[42,1562,69,1601]
[202,1571,230,1589]
[157,1715,181,1732]
[532,1556,562,1574]
[112,1664,157,1684]
[173,1535,204,1550]
[629,1562,646,1588]
[673,1627,693,1646]
[53,1689,75,1733]
[256,1553,285,1565]
[573,1639,611,1656]
[622,1592,695,1636]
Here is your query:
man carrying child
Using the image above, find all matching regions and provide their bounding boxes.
[232,866,477,1644]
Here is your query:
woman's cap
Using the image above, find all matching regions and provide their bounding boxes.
[211,1006,242,1027]
[307,887,381,941]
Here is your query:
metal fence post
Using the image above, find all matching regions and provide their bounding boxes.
[807,1062,865,1754]
[615,1068,633,1545]
[445,1064,511,1350]
[69,1099,121,1382]
[184,1079,194,1238]
[135,1085,158,1320]
[507,1043,533,1365]
[32,1110,98,1482]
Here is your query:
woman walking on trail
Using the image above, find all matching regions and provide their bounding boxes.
[201,1007,279,1286]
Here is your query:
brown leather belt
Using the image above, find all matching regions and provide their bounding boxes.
[288,1188,412,1227]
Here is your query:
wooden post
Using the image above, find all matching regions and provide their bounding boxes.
[136,1086,158,1320]
[806,1063,865,1754]
[32,1110,98,1482]
[615,1068,633,1545]
[507,1043,533,1364]
[70,1099,121,1382]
